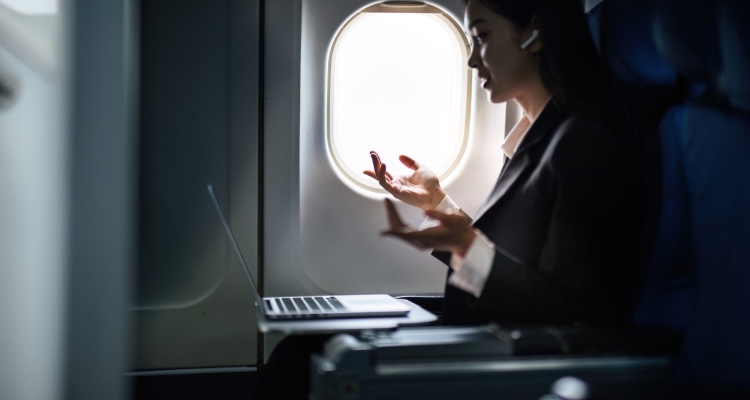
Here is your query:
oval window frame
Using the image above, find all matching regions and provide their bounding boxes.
[325,2,473,196]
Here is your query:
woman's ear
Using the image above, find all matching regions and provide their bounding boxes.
[521,15,544,53]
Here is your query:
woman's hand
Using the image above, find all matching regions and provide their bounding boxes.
[380,198,476,258]
[364,151,446,211]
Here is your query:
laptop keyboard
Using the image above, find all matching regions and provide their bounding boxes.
[267,296,348,315]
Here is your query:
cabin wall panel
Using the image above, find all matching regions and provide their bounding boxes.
[0,41,67,400]
[263,0,304,296]
[136,0,259,370]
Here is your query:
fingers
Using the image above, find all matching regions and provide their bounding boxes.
[399,155,421,171]
[367,151,393,182]
[424,209,448,221]
[382,212,469,253]
[363,169,393,182]
[364,168,393,178]
[424,210,468,233]
[380,231,431,250]
[370,164,395,195]
[379,163,393,191]
[382,199,427,249]
[370,152,381,177]
[384,198,406,231]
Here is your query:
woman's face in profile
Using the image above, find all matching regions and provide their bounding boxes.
[464,0,540,104]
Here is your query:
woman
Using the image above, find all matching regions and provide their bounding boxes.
[257,0,636,397]
[369,0,636,325]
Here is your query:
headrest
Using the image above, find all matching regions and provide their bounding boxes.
[587,0,684,137]
[653,0,721,86]
[719,0,750,111]
[595,0,679,91]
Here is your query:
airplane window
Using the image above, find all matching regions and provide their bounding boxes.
[327,4,471,196]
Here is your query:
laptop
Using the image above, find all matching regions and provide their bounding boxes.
[208,184,410,320]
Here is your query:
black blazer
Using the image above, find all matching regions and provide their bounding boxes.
[434,97,638,325]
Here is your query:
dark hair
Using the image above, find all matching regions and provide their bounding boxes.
[465,0,625,134]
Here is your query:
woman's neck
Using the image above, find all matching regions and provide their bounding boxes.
[514,80,553,122]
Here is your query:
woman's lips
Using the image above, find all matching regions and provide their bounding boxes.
[481,77,491,89]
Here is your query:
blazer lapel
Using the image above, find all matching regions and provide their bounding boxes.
[473,152,529,222]
[472,98,566,224]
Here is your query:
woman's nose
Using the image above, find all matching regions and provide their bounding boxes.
[467,45,480,70]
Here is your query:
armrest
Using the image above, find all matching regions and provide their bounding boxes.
[311,325,682,400]
[503,325,684,356]
[389,298,683,356]
[395,295,444,315]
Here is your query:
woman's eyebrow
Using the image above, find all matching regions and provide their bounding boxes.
[469,19,486,29]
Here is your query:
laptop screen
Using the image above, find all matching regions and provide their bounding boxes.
[207,184,263,309]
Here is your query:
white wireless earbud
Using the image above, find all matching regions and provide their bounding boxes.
[520,29,540,50]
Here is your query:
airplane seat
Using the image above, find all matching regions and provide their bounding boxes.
[586,0,689,140]
[585,0,699,328]
[634,0,750,387]
[632,0,719,332]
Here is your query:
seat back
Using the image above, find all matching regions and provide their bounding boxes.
[628,0,718,332]
[586,0,690,323]
[635,0,750,386]
[586,0,687,140]
[591,0,750,387]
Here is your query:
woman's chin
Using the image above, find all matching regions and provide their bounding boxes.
[481,84,509,104]
[486,90,508,104]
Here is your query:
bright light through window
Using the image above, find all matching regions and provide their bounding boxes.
[327,5,471,193]
[0,0,57,15]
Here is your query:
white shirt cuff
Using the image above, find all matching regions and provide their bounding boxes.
[448,229,495,298]
[419,194,460,230]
